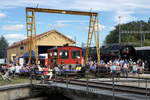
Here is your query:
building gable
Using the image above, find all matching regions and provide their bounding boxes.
[7,29,75,49]
[37,30,75,46]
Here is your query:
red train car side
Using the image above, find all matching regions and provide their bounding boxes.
[47,46,82,69]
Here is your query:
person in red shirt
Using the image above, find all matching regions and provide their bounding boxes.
[4,65,8,69]
[43,66,48,80]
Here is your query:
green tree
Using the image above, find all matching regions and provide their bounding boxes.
[104,20,150,46]
[0,36,8,58]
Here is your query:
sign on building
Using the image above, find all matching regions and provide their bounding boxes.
[0,59,5,64]
[19,58,24,66]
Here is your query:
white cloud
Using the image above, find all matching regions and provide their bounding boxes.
[2,24,24,31]
[53,22,69,28]
[48,20,89,29]
[0,0,68,9]
[57,20,88,23]
[71,0,149,11]
[99,24,105,30]
[0,13,6,18]
[7,21,21,24]
[1,0,150,12]
[0,0,150,24]
[48,22,69,29]
[78,24,106,31]
[4,33,26,45]
[109,26,116,31]
[70,0,150,23]
[114,10,137,24]
[66,35,72,39]
[77,27,88,31]
[4,34,26,40]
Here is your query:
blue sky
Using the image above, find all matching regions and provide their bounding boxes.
[0,0,150,47]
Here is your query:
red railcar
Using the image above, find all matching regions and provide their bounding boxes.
[47,46,82,69]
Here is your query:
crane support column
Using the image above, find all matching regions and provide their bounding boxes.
[85,15,100,64]
[26,9,38,65]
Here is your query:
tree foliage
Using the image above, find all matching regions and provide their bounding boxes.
[104,19,150,46]
[0,36,8,58]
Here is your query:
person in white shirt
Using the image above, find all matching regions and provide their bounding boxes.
[47,68,53,80]
[15,64,21,75]
[1,69,11,81]
[54,65,60,75]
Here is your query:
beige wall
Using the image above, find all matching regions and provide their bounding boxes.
[7,44,28,62]
[37,32,74,46]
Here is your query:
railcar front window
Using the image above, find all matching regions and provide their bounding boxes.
[59,50,69,59]
[71,50,80,59]
[49,52,52,56]
[54,52,57,57]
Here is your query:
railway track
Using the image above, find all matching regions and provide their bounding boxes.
[54,79,150,96]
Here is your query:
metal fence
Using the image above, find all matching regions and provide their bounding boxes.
[28,69,150,100]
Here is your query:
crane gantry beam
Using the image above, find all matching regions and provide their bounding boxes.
[26,7,98,16]
[26,7,100,66]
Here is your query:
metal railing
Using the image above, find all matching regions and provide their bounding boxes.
[28,69,150,100]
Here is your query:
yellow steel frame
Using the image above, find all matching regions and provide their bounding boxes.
[26,9,38,65]
[26,7,100,65]
[85,15,100,64]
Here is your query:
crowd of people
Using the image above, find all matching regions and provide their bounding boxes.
[0,58,149,81]
[0,64,50,81]
[87,58,149,77]
[0,63,66,81]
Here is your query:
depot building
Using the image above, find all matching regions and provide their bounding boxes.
[7,29,75,64]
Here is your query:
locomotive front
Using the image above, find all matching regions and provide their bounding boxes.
[48,46,82,70]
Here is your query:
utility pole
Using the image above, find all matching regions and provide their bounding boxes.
[140,22,143,47]
[118,16,122,44]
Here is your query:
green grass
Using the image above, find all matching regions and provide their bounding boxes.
[0,76,31,86]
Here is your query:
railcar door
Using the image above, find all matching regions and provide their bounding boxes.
[53,50,58,66]
[48,49,58,68]
[48,50,53,68]
[71,49,82,64]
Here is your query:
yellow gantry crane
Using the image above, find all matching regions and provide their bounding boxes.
[26,7,100,65]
